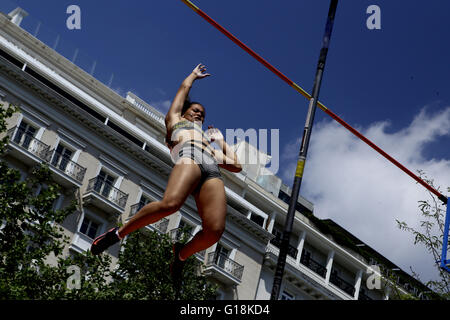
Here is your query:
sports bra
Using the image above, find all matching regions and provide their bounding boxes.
[165,120,215,156]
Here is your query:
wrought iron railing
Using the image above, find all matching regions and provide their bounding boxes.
[47,150,86,183]
[130,203,169,233]
[7,127,50,161]
[300,253,327,278]
[129,202,145,216]
[330,272,356,296]
[206,251,244,281]
[270,236,298,259]
[151,217,169,234]
[169,227,194,243]
[126,93,165,126]
[86,176,128,209]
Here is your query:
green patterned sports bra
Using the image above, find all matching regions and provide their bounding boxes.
[165,120,215,155]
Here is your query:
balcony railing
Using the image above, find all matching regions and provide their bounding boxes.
[330,273,356,297]
[47,150,87,183]
[151,217,169,234]
[206,252,244,281]
[7,127,50,161]
[126,93,165,126]
[129,203,169,233]
[300,253,327,278]
[86,176,128,209]
[169,227,194,243]
[130,202,145,217]
[270,236,298,259]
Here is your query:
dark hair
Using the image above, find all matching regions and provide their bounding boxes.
[181,97,203,115]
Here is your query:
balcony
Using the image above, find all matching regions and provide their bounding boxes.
[83,176,129,217]
[264,243,299,273]
[329,272,356,297]
[265,244,349,299]
[69,231,93,254]
[204,251,244,285]
[45,150,87,187]
[128,203,169,234]
[170,227,194,242]
[169,227,205,260]
[300,253,327,278]
[270,236,298,260]
[6,126,50,165]
[129,202,145,218]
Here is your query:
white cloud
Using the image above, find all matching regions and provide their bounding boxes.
[281,106,450,284]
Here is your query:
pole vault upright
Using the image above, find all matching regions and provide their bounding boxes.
[270,0,339,300]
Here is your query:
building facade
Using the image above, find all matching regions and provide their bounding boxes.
[0,7,434,300]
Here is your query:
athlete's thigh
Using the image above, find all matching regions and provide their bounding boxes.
[163,160,202,205]
[194,178,227,228]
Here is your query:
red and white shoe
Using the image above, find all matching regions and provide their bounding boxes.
[90,227,120,255]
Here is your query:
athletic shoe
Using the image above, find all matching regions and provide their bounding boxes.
[90,227,120,255]
[170,242,186,289]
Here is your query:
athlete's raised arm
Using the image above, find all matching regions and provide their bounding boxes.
[165,64,210,127]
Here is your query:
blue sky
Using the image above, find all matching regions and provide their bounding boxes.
[3,0,450,285]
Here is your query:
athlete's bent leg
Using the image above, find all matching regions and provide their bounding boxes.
[118,161,201,239]
[178,178,227,260]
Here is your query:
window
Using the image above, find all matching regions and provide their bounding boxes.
[13,120,36,149]
[51,143,73,171]
[270,227,283,248]
[215,243,230,268]
[272,227,282,239]
[178,219,193,233]
[250,212,265,227]
[301,249,312,264]
[94,170,116,197]
[216,243,230,256]
[138,194,152,210]
[177,219,194,240]
[79,216,100,239]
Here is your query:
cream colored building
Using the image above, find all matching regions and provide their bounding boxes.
[0,7,434,300]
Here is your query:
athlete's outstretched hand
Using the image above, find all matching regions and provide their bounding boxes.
[206,125,224,143]
[192,63,211,79]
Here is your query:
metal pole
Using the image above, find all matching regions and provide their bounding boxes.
[180,0,447,205]
[270,0,339,300]
[441,198,450,274]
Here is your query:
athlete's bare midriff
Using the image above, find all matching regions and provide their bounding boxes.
[165,120,215,158]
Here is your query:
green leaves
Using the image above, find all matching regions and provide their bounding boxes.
[396,171,450,299]
[0,104,18,155]
[108,230,218,300]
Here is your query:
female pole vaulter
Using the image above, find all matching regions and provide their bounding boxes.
[90,64,242,288]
